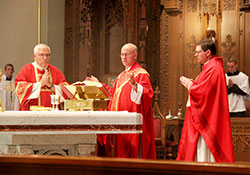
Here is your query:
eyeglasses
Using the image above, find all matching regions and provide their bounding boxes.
[120,53,133,58]
[195,50,204,54]
[38,54,51,58]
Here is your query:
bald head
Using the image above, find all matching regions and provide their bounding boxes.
[121,43,138,53]
[120,43,138,69]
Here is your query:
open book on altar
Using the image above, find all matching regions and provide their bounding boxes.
[62,80,112,100]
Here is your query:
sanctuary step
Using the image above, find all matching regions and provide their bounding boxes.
[0,155,250,175]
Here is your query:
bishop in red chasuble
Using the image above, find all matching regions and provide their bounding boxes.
[15,44,68,111]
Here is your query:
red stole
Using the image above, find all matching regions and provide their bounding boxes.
[98,62,156,159]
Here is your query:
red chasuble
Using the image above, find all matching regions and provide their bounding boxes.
[177,57,235,162]
[99,62,156,159]
[15,63,68,111]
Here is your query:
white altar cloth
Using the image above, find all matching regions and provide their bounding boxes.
[0,111,143,156]
[0,111,142,134]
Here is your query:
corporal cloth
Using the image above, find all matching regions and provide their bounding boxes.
[15,63,68,110]
[98,62,156,159]
[177,57,235,162]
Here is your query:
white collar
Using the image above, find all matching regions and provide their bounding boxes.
[203,60,210,65]
[126,65,132,71]
[32,61,48,71]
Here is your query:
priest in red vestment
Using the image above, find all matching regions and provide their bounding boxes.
[15,44,68,111]
[177,39,234,162]
[86,43,156,159]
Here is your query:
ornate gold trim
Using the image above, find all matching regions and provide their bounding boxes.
[38,0,41,44]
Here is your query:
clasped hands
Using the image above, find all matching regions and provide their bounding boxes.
[180,76,193,90]
[228,78,234,88]
[40,69,53,89]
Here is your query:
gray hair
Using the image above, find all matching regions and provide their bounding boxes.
[33,44,51,54]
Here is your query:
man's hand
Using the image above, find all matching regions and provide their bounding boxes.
[125,72,137,91]
[40,69,50,87]
[180,76,193,90]
[85,75,99,82]
[228,78,233,88]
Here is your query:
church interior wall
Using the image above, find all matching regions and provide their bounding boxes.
[0,0,249,115]
[0,0,65,75]
[0,0,250,162]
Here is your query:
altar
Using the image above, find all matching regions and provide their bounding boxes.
[0,111,142,156]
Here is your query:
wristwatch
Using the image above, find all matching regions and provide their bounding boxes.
[48,83,54,89]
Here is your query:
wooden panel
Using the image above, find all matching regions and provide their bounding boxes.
[64,1,250,117]
[64,0,159,85]
[220,2,238,65]
[161,0,179,9]
[159,0,250,117]
[184,3,202,80]
[239,11,250,116]
[167,15,183,115]
[145,0,161,88]
[239,12,245,72]
[164,117,250,162]
[64,1,79,83]
[159,9,169,114]
[0,155,250,175]
[246,100,250,117]
[99,0,125,83]
[231,117,250,162]
[243,12,250,79]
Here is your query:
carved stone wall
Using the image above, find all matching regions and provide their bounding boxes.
[0,134,96,157]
